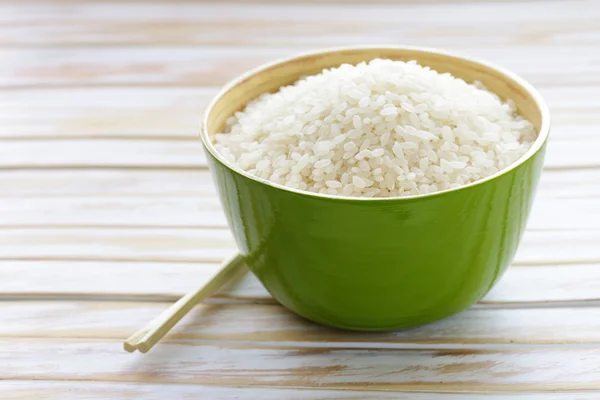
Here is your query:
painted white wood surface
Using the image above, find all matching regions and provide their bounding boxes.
[2,261,600,305]
[0,137,598,170]
[1,86,597,139]
[3,381,599,400]
[2,0,600,397]
[3,301,600,344]
[3,339,600,390]
[2,46,600,89]
[0,227,596,265]
[0,192,598,231]
[2,0,598,47]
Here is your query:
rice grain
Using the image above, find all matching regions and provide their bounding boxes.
[213,59,535,198]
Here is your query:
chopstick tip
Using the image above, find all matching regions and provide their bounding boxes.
[137,343,151,353]
[123,341,137,353]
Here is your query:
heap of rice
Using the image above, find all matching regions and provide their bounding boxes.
[212,59,536,198]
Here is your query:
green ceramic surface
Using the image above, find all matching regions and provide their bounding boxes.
[200,46,550,331]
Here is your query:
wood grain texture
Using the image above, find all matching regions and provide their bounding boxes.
[0,170,213,197]
[0,88,216,139]
[0,228,235,262]
[0,197,227,228]
[0,261,267,301]
[0,193,598,231]
[2,0,599,396]
[0,86,595,139]
[2,45,600,89]
[1,86,598,169]
[3,301,600,344]
[0,139,207,169]
[1,168,597,198]
[3,339,600,390]
[0,1,598,47]
[0,228,596,265]
[0,137,597,169]
[0,0,573,4]
[2,261,600,305]
[3,381,597,400]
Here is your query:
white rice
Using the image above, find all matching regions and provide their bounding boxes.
[212,58,536,198]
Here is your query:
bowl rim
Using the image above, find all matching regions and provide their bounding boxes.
[200,45,551,202]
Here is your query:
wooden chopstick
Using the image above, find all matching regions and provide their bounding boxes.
[123,253,245,353]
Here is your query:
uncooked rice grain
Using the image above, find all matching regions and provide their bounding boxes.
[212,58,536,198]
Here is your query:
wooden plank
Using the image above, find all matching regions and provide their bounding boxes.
[0,169,218,197]
[483,264,600,304]
[515,230,600,265]
[0,136,595,170]
[0,194,592,231]
[0,87,596,170]
[0,86,595,140]
[536,169,600,199]
[0,139,207,169]
[0,228,235,262]
[514,230,600,265]
[0,261,268,301]
[0,1,598,47]
[0,228,595,265]
[1,261,599,305]
[4,301,600,344]
[0,47,273,88]
[2,339,600,390]
[0,168,596,199]
[0,88,216,139]
[2,381,596,400]
[0,193,597,231]
[0,197,228,228]
[0,0,574,4]
[1,45,599,89]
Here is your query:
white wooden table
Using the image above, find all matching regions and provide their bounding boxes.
[2,0,600,398]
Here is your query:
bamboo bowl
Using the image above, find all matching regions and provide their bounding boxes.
[200,46,550,331]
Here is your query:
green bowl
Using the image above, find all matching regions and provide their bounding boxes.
[200,46,550,331]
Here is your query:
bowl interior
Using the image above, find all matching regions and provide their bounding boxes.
[205,47,546,140]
